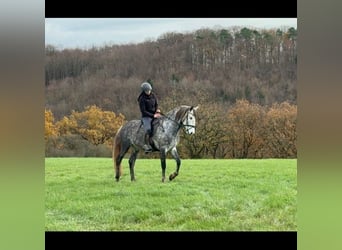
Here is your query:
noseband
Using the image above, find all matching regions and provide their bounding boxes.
[180,112,196,133]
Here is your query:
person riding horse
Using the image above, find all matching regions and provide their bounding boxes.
[137,82,161,152]
[113,104,199,182]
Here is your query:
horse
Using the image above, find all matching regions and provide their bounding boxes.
[112,105,199,182]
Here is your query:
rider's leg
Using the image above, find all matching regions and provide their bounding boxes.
[142,117,153,152]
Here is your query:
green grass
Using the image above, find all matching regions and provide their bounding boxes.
[45,158,297,231]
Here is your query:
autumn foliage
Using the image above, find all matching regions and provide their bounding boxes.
[45,105,126,156]
[56,105,125,146]
[45,109,59,141]
[45,101,296,158]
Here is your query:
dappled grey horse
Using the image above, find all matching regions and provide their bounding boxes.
[112,105,199,182]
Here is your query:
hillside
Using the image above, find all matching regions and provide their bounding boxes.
[45,26,297,121]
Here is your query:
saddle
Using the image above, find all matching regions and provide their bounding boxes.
[151,118,162,135]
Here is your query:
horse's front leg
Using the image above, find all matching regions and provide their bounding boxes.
[169,147,180,181]
[160,149,167,182]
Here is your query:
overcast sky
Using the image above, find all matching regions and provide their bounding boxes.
[45,18,297,50]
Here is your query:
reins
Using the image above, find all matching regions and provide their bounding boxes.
[158,111,196,132]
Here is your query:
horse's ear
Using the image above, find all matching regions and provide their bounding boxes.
[193,105,199,111]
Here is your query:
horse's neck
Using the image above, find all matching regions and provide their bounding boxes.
[166,111,177,121]
[166,106,183,121]
[162,107,184,134]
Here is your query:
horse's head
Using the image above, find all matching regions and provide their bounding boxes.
[182,105,199,135]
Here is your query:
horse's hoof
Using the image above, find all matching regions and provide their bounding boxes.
[169,172,178,181]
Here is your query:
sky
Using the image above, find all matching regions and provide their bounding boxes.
[45,18,297,50]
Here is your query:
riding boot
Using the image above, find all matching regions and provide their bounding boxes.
[143,133,153,152]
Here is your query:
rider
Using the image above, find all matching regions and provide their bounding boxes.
[137,81,161,152]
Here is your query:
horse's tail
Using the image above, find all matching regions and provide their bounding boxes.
[113,125,123,179]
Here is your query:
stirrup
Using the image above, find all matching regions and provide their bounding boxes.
[143,144,152,152]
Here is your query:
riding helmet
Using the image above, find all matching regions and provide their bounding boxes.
[141,82,152,92]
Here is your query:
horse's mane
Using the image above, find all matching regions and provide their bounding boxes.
[175,105,192,122]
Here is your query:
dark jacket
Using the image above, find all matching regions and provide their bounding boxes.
[137,91,159,118]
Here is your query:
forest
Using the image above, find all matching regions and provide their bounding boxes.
[45,26,297,158]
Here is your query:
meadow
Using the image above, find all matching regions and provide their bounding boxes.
[45,158,297,231]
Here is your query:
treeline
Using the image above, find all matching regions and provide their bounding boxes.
[45,100,297,159]
[45,26,297,122]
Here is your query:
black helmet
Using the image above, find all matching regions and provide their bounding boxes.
[141,82,152,92]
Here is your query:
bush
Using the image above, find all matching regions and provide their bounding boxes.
[45,134,111,157]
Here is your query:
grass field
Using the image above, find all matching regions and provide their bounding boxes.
[45,157,297,231]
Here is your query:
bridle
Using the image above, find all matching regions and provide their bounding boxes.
[181,111,196,133]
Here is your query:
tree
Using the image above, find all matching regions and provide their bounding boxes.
[264,102,297,158]
[45,109,59,141]
[56,105,126,146]
[227,99,265,158]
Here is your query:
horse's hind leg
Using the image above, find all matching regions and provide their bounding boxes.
[129,149,139,181]
[115,150,126,181]
[160,149,167,182]
[114,143,130,182]
[169,147,181,181]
